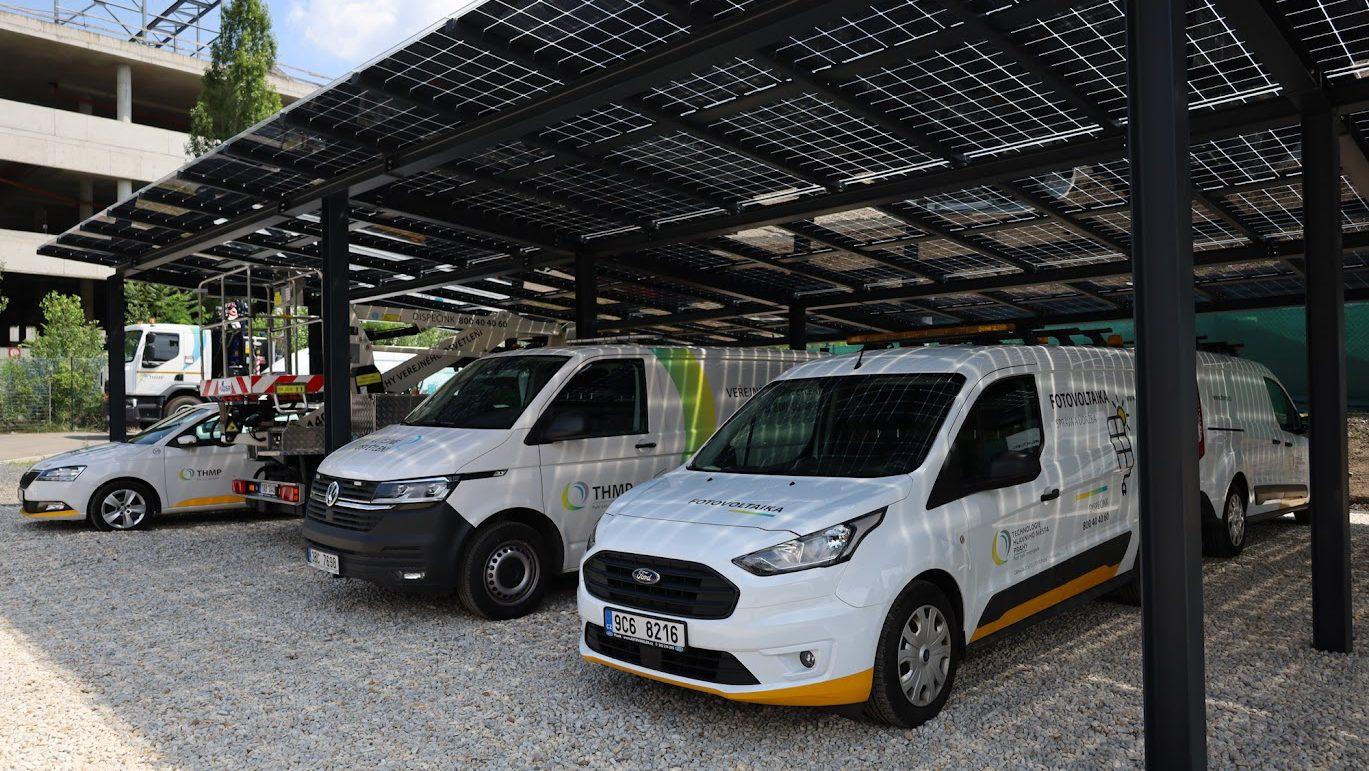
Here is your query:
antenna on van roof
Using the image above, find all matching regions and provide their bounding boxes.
[853,346,866,370]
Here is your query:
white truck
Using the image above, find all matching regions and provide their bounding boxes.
[122,323,216,426]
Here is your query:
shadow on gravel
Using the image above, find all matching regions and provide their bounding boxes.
[0,509,1363,768]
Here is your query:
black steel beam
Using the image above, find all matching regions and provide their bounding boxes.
[1128,2,1207,768]
[788,305,807,350]
[1302,98,1354,654]
[105,272,127,442]
[321,193,352,454]
[597,303,774,333]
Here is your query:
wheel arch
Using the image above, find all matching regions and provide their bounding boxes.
[911,568,964,630]
[476,507,565,574]
[89,476,162,514]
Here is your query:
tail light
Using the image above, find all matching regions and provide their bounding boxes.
[279,484,300,503]
[233,479,251,495]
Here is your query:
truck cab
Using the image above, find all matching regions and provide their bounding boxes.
[124,324,212,426]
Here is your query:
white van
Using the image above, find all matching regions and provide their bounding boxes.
[302,345,820,619]
[577,346,1308,727]
[19,403,262,530]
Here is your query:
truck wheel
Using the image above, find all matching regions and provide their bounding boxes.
[1204,486,1246,558]
[864,580,961,728]
[89,481,157,531]
[456,521,547,620]
[162,394,201,417]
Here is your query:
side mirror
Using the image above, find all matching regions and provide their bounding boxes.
[175,434,197,448]
[536,409,589,443]
[985,450,1041,488]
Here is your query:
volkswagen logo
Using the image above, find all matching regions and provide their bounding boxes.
[631,568,660,585]
[324,480,341,507]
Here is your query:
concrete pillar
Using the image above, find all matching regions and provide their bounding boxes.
[79,279,96,321]
[116,64,133,202]
[79,178,93,220]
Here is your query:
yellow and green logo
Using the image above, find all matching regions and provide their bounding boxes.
[562,481,590,511]
[992,529,1012,566]
[179,467,196,481]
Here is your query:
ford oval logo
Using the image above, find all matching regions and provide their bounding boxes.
[324,481,341,507]
[632,568,660,585]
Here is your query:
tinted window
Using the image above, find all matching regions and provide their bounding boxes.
[143,332,180,366]
[405,355,568,430]
[130,408,211,446]
[1263,377,1300,433]
[930,375,1043,506]
[192,416,223,444]
[124,330,142,363]
[542,359,647,439]
[690,374,966,478]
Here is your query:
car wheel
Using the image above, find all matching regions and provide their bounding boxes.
[456,521,548,620]
[89,481,157,531]
[864,580,961,728]
[162,394,201,417]
[1205,486,1246,558]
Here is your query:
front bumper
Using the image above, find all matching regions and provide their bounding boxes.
[19,479,84,521]
[576,578,880,707]
[302,499,472,589]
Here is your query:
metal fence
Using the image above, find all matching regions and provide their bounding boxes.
[0,357,107,431]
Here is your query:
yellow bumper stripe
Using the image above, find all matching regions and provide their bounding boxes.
[970,563,1121,642]
[584,654,872,707]
[21,508,80,519]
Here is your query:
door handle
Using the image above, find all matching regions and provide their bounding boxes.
[1040,488,1061,502]
[635,442,657,450]
[1271,438,1282,445]
[1283,441,1293,447]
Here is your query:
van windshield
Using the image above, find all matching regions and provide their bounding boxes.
[690,373,965,478]
[405,355,569,430]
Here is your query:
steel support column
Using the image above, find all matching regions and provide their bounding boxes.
[575,253,597,340]
[1302,99,1354,653]
[105,271,127,442]
[788,305,807,351]
[321,193,352,454]
[1127,1,1207,768]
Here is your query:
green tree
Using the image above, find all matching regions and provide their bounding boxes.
[24,292,106,429]
[30,292,104,359]
[0,262,10,316]
[126,281,200,324]
[186,0,281,157]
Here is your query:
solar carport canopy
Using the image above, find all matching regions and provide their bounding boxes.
[41,0,1369,344]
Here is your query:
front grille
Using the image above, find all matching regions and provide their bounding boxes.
[583,551,739,620]
[304,475,386,532]
[585,623,758,686]
[19,471,38,490]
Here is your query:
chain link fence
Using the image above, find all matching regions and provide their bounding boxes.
[0,357,107,432]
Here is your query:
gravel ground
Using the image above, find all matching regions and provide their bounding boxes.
[0,461,1365,769]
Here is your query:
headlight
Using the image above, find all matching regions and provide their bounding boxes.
[587,511,613,550]
[35,466,85,483]
[372,477,454,505]
[733,508,885,576]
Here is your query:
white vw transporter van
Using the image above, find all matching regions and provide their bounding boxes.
[578,346,1308,727]
[303,346,818,619]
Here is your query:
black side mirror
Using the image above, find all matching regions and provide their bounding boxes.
[986,450,1041,488]
[536,409,589,443]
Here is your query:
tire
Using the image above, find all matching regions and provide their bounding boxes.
[1204,486,1247,558]
[863,580,961,728]
[1294,509,1311,525]
[162,393,202,418]
[456,521,548,620]
[88,480,157,531]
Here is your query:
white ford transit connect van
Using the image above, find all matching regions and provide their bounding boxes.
[303,345,819,619]
[578,346,1307,727]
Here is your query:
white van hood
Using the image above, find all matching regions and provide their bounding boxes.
[611,470,911,536]
[316,424,509,482]
[31,442,151,470]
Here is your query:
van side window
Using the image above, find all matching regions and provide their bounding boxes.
[545,359,647,438]
[1262,377,1300,433]
[929,375,1043,507]
[143,332,180,367]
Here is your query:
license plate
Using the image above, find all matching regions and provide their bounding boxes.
[306,547,339,575]
[604,607,687,651]
[259,481,278,497]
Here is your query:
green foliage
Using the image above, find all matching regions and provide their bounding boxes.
[126,281,200,325]
[29,292,104,360]
[0,263,9,316]
[187,0,281,157]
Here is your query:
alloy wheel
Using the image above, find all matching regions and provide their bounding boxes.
[100,489,147,530]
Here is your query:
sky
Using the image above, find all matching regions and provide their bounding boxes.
[7,0,484,81]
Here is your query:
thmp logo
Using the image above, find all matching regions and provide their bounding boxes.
[562,481,590,511]
[561,480,634,511]
[179,467,222,481]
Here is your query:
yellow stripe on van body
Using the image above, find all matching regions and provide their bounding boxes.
[170,495,245,509]
[651,348,717,460]
[584,653,872,706]
[970,563,1122,642]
